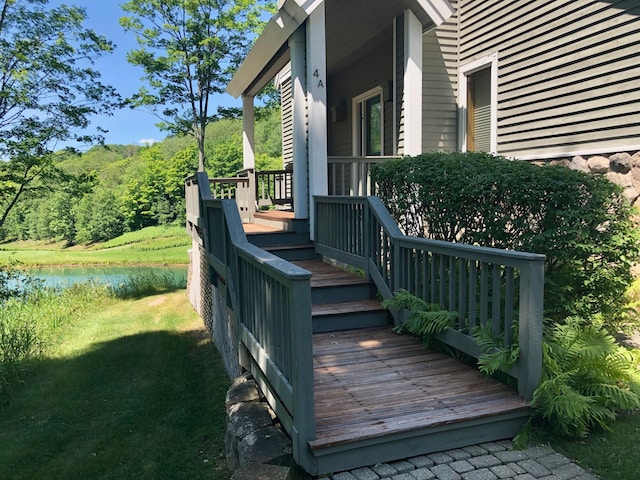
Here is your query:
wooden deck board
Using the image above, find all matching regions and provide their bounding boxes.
[293,259,368,287]
[311,327,529,450]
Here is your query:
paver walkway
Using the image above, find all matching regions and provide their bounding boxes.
[317,440,598,480]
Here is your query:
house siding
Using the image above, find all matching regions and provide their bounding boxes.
[458,0,640,159]
[422,0,459,153]
[327,41,394,157]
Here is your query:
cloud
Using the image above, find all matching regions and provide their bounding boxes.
[138,138,159,146]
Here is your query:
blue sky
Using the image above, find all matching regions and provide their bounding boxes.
[51,1,240,148]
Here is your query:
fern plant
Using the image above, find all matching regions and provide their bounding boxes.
[382,289,458,344]
[514,317,640,444]
[471,322,520,376]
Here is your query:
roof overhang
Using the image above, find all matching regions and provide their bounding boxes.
[226,0,455,99]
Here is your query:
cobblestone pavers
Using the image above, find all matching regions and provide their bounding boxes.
[316,442,598,480]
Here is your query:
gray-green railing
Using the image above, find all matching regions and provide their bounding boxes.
[314,195,545,400]
[187,172,316,470]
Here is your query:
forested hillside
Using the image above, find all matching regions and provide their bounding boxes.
[0,110,282,245]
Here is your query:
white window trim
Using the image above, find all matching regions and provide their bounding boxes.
[458,52,498,154]
[352,86,385,157]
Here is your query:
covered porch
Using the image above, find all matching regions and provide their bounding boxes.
[226,0,455,232]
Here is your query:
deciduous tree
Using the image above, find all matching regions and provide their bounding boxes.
[0,0,119,228]
[120,0,272,172]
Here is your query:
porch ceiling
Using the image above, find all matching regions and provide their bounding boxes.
[226,0,454,98]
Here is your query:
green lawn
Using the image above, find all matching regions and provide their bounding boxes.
[544,409,640,480]
[0,290,231,480]
[0,225,191,266]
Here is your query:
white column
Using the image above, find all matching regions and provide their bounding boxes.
[306,4,327,239]
[242,95,255,169]
[290,27,308,219]
[403,9,423,156]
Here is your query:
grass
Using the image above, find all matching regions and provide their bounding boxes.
[0,225,191,266]
[543,411,640,480]
[0,289,231,480]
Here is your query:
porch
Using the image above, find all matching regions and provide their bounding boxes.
[185,172,544,476]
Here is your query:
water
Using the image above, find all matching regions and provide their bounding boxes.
[24,266,187,289]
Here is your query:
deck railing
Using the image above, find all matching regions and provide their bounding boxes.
[256,169,293,206]
[186,172,316,469]
[314,195,545,400]
[327,156,399,196]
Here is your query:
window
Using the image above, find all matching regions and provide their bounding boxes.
[353,87,384,156]
[459,53,498,154]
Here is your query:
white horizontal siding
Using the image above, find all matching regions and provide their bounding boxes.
[458,0,640,158]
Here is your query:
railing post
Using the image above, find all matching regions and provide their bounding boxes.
[247,169,256,223]
[289,277,316,471]
[517,257,545,400]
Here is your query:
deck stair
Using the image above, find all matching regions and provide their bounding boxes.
[294,259,390,333]
[244,219,391,333]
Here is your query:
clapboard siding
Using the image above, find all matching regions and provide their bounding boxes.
[458,0,640,158]
[327,40,394,156]
[422,0,459,152]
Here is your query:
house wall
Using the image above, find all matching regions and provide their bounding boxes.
[327,42,394,157]
[421,0,459,153]
[457,0,640,160]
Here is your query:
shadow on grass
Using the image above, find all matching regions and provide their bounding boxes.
[0,328,231,480]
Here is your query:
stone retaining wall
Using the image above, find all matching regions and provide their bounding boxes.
[225,374,301,480]
[538,151,640,206]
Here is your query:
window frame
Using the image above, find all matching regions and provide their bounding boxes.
[458,52,498,154]
[352,86,385,157]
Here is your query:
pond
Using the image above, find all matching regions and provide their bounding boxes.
[25,265,188,289]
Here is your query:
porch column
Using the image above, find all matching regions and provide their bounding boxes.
[403,9,423,156]
[306,4,328,240]
[242,95,255,170]
[290,27,309,219]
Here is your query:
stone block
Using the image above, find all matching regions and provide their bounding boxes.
[225,380,261,411]
[569,156,589,173]
[587,155,610,174]
[624,187,639,203]
[237,425,292,466]
[610,152,633,173]
[227,402,273,439]
[605,171,633,188]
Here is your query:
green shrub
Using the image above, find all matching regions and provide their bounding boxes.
[371,152,640,331]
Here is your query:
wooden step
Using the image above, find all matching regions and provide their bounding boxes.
[293,259,374,303]
[263,243,316,261]
[312,299,390,332]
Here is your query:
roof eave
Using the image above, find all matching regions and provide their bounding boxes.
[226,1,308,98]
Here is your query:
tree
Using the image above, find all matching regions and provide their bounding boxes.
[120,0,272,172]
[0,0,119,229]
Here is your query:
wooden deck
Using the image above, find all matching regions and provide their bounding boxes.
[312,327,529,446]
[309,327,530,472]
[241,212,533,473]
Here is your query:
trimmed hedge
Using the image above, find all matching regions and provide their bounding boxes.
[370,152,640,327]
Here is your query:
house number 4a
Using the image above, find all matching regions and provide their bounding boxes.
[313,69,324,88]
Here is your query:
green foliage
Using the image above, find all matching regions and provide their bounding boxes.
[523,317,640,440]
[383,289,458,344]
[371,152,640,332]
[471,322,520,376]
[0,0,120,228]
[73,188,125,244]
[120,0,271,170]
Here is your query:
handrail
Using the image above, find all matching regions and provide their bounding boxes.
[314,195,544,400]
[192,174,316,468]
